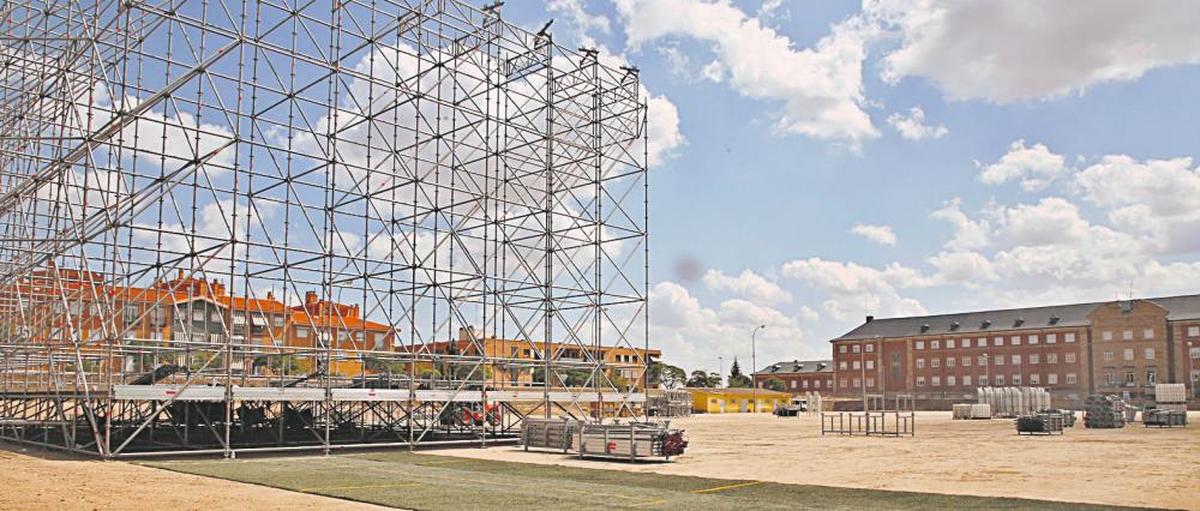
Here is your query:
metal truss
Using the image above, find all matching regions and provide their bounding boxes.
[0,0,649,457]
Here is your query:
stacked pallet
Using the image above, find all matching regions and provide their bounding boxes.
[1143,409,1187,428]
[573,421,688,461]
[521,417,580,453]
[1083,395,1126,429]
[1016,413,1065,435]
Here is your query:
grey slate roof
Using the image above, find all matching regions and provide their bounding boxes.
[833,294,1200,341]
[754,359,833,376]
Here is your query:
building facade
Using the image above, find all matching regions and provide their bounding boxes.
[830,295,1200,409]
[752,359,834,394]
[689,387,791,414]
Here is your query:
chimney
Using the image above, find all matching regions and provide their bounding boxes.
[865,315,874,323]
[304,290,318,306]
[266,290,275,301]
[177,269,184,280]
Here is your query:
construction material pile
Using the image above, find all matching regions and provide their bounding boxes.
[1016,412,1066,435]
[976,387,1051,417]
[521,418,581,453]
[646,390,693,417]
[1084,395,1126,429]
[574,421,688,461]
[1143,409,1187,428]
[1153,383,1188,412]
[952,403,992,420]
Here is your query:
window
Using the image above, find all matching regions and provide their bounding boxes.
[1011,335,1020,346]
[1144,348,1155,360]
[946,357,956,368]
[852,378,861,388]
[977,338,987,348]
[840,379,848,388]
[916,376,926,387]
[1143,328,1154,339]
[1189,326,1200,337]
[1123,348,1134,361]
[947,339,956,349]
[865,343,874,353]
[865,377,875,387]
[977,355,987,366]
[1123,330,1134,340]
[963,375,972,386]
[1046,353,1057,364]
[995,375,1005,386]
[1012,374,1022,386]
[931,340,940,349]
[1146,368,1156,385]
[1066,373,1077,385]
[915,341,924,350]
[931,376,941,387]
[962,356,971,367]
[994,337,1004,347]
[995,355,1005,366]
[839,361,848,370]
[1030,354,1040,365]
[1103,351,1114,361]
[124,305,139,324]
[1029,335,1039,345]
[931,358,941,368]
[296,327,310,339]
[1065,332,1076,343]
[1046,334,1057,344]
[1011,354,1021,365]
[1105,371,1117,386]
[1125,370,1135,385]
[1048,373,1058,385]
[865,360,875,370]
[852,360,861,370]
[916,358,925,369]
[947,375,957,386]
[1102,330,1113,341]
[273,315,284,328]
[852,344,861,353]
[839,345,847,353]
[1064,352,1075,364]
[791,380,798,389]
[192,307,205,322]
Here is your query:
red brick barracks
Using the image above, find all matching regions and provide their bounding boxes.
[830,295,1200,409]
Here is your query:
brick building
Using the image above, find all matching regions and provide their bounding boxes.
[752,359,834,394]
[830,295,1200,409]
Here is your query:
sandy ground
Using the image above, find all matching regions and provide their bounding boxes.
[438,411,1200,510]
[0,443,386,511]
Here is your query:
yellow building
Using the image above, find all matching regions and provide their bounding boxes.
[688,387,791,414]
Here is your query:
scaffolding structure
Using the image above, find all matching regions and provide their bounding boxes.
[0,0,649,458]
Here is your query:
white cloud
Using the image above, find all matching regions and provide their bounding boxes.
[977,140,1067,191]
[886,106,947,140]
[999,197,1091,247]
[647,93,686,166]
[931,197,991,251]
[871,1,1200,102]
[850,223,897,246]
[780,257,928,321]
[548,0,611,35]
[615,0,878,143]
[1075,155,1200,254]
[702,269,793,305]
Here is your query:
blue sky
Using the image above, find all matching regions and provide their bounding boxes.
[499,0,1200,373]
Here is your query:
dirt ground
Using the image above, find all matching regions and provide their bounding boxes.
[437,411,1200,510]
[0,443,385,511]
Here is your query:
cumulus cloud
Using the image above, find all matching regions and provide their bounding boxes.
[547,0,611,35]
[615,0,879,143]
[886,107,948,140]
[870,0,1200,102]
[780,257,928,321]
[977,140,1068,191]
[931,197,991,251]
[702,269,793,305]
[850,223,897,246]
[1075,155,1200,254]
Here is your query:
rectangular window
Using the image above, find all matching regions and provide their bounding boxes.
[946,357,956,367]
[1143,328,1154,339]
[852,378,860,388]
[995,355,1004,366]
[1189,326,1200,337]
[852,344,861,353]
[1123,330,1134,340]
[948,375,957,386]
[273,315,284,328]
[995,375,1005,386]
[1146,368,1156,385]
[1066,373,1077,385]
[1011,354,1021,365]
[1105,371,1117,386]
[914,341,924,350]
[916,376,926,387]
[852,360,861,370]
[124,305,139,324]
[192,307,205,322]
[865,343,874,352]
[931,358,941,368]
[1029,335,1039,345]
[866,360,875,370]
[931,340,940,350]
[840,379,848,388]
[791,380,798,389]
[947,339,955,349]
[839,361,848,370]
[977,338,987,348]
[1029,373,1040,385]
[1011,335,1021,346]
[1124,348,1134,361]
[931,376,941,387]
[994,337,1004,347]
[865,377,875,387]
[1144,348,1155,360]
[977,355,986,366]
[1030,354,1040,365]
[1125,370,1135,385]
[916,358,925,369]
[1065,332,1076,343]
[1103,331,1113,341]
[1046,333,1057,344]
[1012,374,1021,386]
[1048,373,1058,385]
[1046,353,1057,364]
[296,327,310,339]
[1064,352,1075,364]
[839,345,847,353]
[963,375,972,386]
[1104,351,1114,361]
[962,356,971,367]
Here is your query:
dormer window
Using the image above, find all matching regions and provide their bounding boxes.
[1049,315,1061,325]
[920,322,931,333]
[1014,317,1025,327]
[949,321,960,331]
[981,320,991,329]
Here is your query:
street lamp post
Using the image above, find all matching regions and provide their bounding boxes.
[718,356,725,388]
[752,324,766,412]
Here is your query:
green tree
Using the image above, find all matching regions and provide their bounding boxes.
[647,362,687,389]
[763,377,785,392]
[686,370,721,388]
[727,358,752,388]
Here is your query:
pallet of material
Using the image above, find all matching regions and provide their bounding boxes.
[1143,409,1187,428]
[521,417,580,453]
[572,421,687,461]
[1016,413,1065,435]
